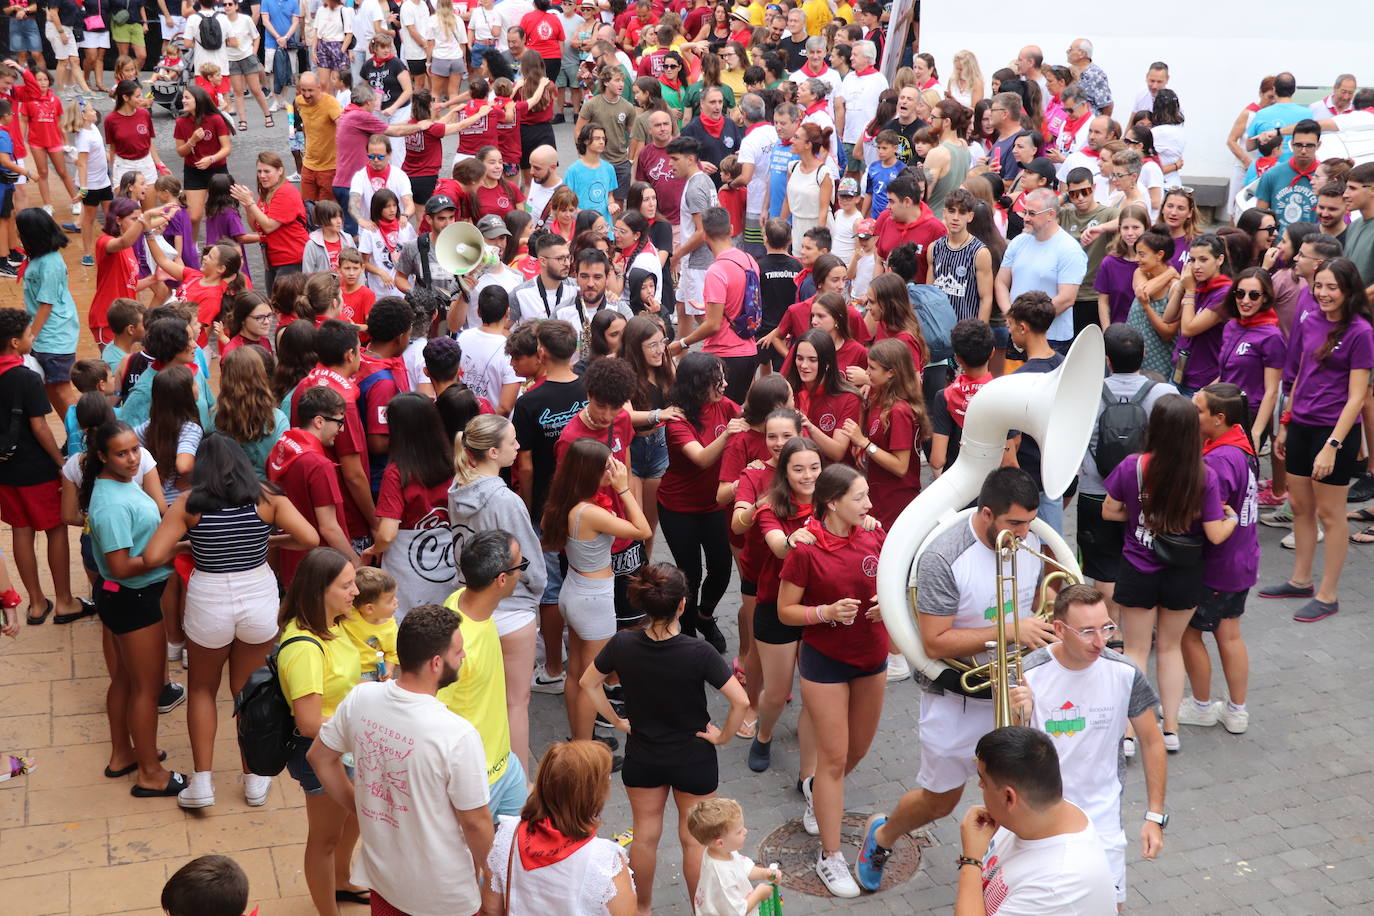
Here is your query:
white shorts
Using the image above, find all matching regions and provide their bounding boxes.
[45,22,78,59]
[916,690,994,794]
[494,605,537,638]
[183,562,281,649]
[164,15,187,39]
[678,266,707,315]
[78,30,111,50]
[558,569,616,641]
[111,154,157,188]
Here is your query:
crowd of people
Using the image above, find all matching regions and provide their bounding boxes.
[0,2,1371,913]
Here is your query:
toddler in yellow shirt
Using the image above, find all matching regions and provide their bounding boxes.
[340,567,400,682]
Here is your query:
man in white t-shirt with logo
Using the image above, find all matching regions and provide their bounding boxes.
[310,604,493,916]
[834,39,886,169]
[855,468,1058,893]
[954,726,1117,915]
[459,285,524,414]
[348,135,415,230]
[729,92,777,258]
[1012,584,1168,910]
[525,145,562,229]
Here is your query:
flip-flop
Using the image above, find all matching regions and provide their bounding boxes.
[735,718,759,739]
[1350,526,1374,544]
[1348,508,1374,522]
[335,890,371,905]
[55,597,97,625]
[130,771,188,798]
[26,598,53,625]
[104,749,168,778]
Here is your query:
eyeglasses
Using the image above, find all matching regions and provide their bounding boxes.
[322,416,346,426]
[1236,288,1266,301]
[644,339,666,351]
[1023,207,1055,217]
[541,252,572,261]
[248,311,273,321]
[1291,142,1318,150]
[990,107,1008,113]
[1123,136,1142,145]
[366,153,388,161]
[500,557,532,575]
[1067,188,1093,199]
[1064,622,1118,639]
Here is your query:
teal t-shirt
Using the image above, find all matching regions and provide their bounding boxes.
[23,252,80,355]
[121,363,216,428]
[87,476,172,588]
[211,407,289,479]
[101,342,127,375]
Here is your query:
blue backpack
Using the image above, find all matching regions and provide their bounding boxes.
[907,282,956,363]
[727,254,763,340]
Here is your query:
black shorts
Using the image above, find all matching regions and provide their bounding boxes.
[519,122,556,170]
[1284,420,1363,487]
[83,185,114,207]
[183,162,229,191]
[621,742,718,795]
[1189,588,1248,632]
[1113,559,1203,612]
[406,58,428,76]
[798,641,887,684]
[95,577,167,635]
[410,174,437,206]
[0,184,13,219]
[541,57,561,82]
[753,599,803,645]
[1076,494,1125,583]
[740,578,756,598]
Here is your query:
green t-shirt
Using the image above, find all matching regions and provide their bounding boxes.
[87,477,172,589]
[1345,217,1374,289]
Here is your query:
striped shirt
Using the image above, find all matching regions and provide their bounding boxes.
[188,503,273,573]
[930,235,987,321]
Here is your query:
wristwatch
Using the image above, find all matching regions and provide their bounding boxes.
[1144,811,1169,829]
[866,442,879,456]
[1327,437,1342,449]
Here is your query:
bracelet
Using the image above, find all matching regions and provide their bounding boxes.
[651,408,660,424]
[956,855,982,869]
[617,487,630,496]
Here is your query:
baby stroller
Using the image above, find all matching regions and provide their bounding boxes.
[151,48,192,115]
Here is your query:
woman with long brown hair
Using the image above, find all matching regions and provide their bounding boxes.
[517,48,558,187]
[231,151,309,289]
[783,329,863,463]
[844,338,928,529]
[210,346,289,479]
[863,272,929,381]
[622,315,679,556]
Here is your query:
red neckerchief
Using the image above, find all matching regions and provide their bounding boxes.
[796,384,814,418]
[803,99,827,118]
[1196,274,1232,301]
[1202,424,1256,458]
[660,74,682,92]
[944,371,993,427]
[801,61,829,78]
[804,515,855,552]
[746,121,770,136]
[1063,109,1091,138]
[698,114,725,138]
[368,163,391,192]
[1238,308,1279,329]
[918,77,937,90]
[0,355,23,376]
[359,352,413,393]
[794,266,812,290]
[1287,158,1318,187]
[1144,155,1160,166]
[854,66,879,77]
[377,217,402,252]
[517,819,594,871]
[1080,147,1100,159]
[370,56,389,67]
[266,427,329,478]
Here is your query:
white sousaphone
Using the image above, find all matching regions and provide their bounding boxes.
[877,326,1106,681]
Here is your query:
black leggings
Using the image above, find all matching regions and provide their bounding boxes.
[722,353,757,404]
[657,505,733,638]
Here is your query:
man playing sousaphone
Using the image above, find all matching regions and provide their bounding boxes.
[854,467,1058,893]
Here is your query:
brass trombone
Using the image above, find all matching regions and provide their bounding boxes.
[955,529,1084,728]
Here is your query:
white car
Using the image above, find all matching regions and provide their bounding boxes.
[1234,111,1374,215]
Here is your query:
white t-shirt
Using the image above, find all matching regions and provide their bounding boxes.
[693,850,757,916]
[487,816,629,914]
[457,327,522,404]
[469,264,527,328]
[737,124,777,218]
[525,178,560,225]
[353,0,385,47]
[830,207,860,261]
[839,70,888,144]
[1151,124,1186,189]
[62,447,157,486]
[403,335,429,390]
[979,812,1116,915]
[311,3,353,43]
[399,0,430,60]
[432,15,468,60]
[185,11,231,74]
[358,222,419,299]
[469,4,503,43]
[1021,646,1159,839]
[349,167,415,222]
[319,680,490,916]
[497,0,534,49]
[75,126,111,189]
[850,250,875,300]
[223,14,257,61]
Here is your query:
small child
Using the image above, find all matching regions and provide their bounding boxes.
[865,129,903,219]
[64,98,111,266]
[65,358,117,454]
[359,189,416,300]
[155,46,186,83]
[334,67,354,108]
[154,174,199,269]
[103,297,146,375]
[848,217,878,304]
[303,198,348,272]
[195,63,230,110]
[912,125,938,162]
[688,797,782,916]
[341,567,400,682]
[160,854,250,916]
[830,175,863,261]
[0,100,32,277]
[716,154,747,246]
[338,248,376,332]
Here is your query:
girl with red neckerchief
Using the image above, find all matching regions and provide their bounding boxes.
[145,238,248,350]
[1217,267,1284,449]
[862,272,928,380]
[18,67,79,215]
[1164,233,1233,396]
[808,292,869,378]
[783,328,863,463]
[778,462,887,897]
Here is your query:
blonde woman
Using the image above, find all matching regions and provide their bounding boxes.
[947,50,984,108]
[429,1,469,104]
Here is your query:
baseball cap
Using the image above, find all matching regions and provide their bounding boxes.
[838,176,861,197]
[1022,157,1058,186]
[477,214,511,238]
[425,195,457,215]
[855,218,877,237]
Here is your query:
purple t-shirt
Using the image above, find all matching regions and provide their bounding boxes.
[1286,312,1374,425]
[163,208,201,270]
[1093,254,1137,325]
[1219,321,1285,412]
[334,106,391,189]
[1172,282,1230,389]
[1104,453,1224,575]
[1202,443,1259,593]
[204,207,251,283]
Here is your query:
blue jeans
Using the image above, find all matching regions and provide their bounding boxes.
[8,18,40,53]
[1037,491,1065,535]
[331,185,357,237]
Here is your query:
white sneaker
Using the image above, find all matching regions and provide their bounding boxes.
[242,773,272,806]
[70,199,82,215]
[885,652,911,682]
[166,640,184,663]
[177,771,215,809]
[286,172,302,183]
[801,776,819,836]
[42,204,53,215]
[815,850,861,898]
[1219,704,1249,734]
[1280,525,1323,549]
[1122,736,1136,759]
[269,97,280,113]
[1162,731,1180,753]
[532,662,566,694]
[1178,699,1220,727]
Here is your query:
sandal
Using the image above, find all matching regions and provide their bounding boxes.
[54,597,97,625]
[26,598,53,626]
[104,749,168,778]
[237,120,248,132]
[1350,526,1374,544]
[735,717,759,740]
[335,889,371,905]
[264,114,275,128]
[130,771,188,798]
[1349,507,1374,522]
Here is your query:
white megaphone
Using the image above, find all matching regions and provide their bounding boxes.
[436,222,498,276]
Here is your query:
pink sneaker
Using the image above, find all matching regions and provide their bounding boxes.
[1257,484,1287,507]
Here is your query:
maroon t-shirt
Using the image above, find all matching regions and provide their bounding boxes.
[734,465,773,583]
[719,428,771,547]
[780,525,888,668]
[402,122,448,177]
[797,387,862,438]
[475,181,526,217]
[375,463,453,528]
[272,450,346,584]
[659,399,741,514]
[862,399,922,529]
[635,142,684,225]
[173,113,230,167]
[752,500,811,603]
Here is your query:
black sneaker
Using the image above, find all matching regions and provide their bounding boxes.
[748,737,772,772]
[157,682,187,714]
[698,616,728,653]
[603,683,624,703]
[595,712,617,731]
[0,262,17,279]
[1349,472,1374,503]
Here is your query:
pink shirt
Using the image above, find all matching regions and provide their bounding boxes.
[701,249,761,358]
[334,106,391,189]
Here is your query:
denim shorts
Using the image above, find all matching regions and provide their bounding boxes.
[31,351,76,384]
[540,546,565,605]
[488,751,528,818]
[9,18,40,52]
[630,427,669,480]
[470,43,496,70]
[287,736,354,795]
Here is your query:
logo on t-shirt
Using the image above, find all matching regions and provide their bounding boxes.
[535,20,554,40]
[862,554,879,577]
[1044,700,1087,738]
[817,412,837,432]
[646,156,675,182]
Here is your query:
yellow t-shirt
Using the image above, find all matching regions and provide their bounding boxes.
[747,0,766,26]
[277,620,361,719]
[340,612,400,682]
[835,1,854,23]
[435,590,511,785]
[296,93,342,173]
[802,0,831,35]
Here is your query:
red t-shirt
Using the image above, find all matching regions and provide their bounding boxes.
[753,499,811,603]
[20,93,63,149]
[341,285,375,327]
[796,387,862,437]
[515,93,554,126]
[493,96,522,165]
[557,407,636,551]
[682,4,710,38]
[659,398,741,514]
[269,445,347,584]
[521,11,564,57]
[376,463,454,528]
[104,108,155,161]
[734,464,772,583]
[782,333,871,377]
[194,74,231,108]
[292,367,371,535]
[775,299,870,345]
[636,48,668,78]
[475,181,526,217]
[403,121,449,177]
[322,237,343,272]
[873,326,923,370]
[173,113,230,167]
[719,428,771,548]
[874,203,948,282]
[717,184,746,236]
[257,183,310,267]
[780,525,888,668]
[862,399,921,529]
[178,269,230,346]
[457,99,500,154]
[90,235,138,336]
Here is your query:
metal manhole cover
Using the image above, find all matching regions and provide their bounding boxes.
[756,812,931,896]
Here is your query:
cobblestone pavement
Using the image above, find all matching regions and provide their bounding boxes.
[1,89,1372,915]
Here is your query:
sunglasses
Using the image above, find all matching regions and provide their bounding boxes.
[367,153,388,160]
[1123,136,1142,145]
[500,558,532,575]
[1236,289,1266,301]
[1067,188,1093,199]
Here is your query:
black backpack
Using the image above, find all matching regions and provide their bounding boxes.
[1094,381,1155,477]
[0,367,26,464]
[234,635,322,777]
[197,13,224,51]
